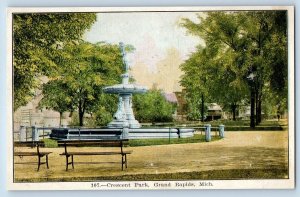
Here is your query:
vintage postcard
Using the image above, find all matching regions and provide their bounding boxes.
[7,6,294,190]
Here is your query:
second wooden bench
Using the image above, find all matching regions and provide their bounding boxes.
[57,139,132,171]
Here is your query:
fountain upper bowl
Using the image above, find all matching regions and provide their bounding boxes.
[103,84,148,94]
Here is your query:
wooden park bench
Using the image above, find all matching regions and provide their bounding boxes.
[14,141,52,171]
[57,139,132,171]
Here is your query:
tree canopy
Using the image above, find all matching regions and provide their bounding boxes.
[39,41,125,126]
[180,11,288,126]
[38,80,73,126]
[13,13,97,110]
[133,89,175,123]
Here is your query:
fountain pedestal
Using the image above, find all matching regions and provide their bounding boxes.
[107,94,141,128]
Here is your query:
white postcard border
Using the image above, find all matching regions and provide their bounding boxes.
[6,6,295,190]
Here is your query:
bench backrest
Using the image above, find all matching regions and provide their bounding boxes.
[14,141,45,154]
[57,139,129,147]
[57,139,129,154]
[14,141,45,147]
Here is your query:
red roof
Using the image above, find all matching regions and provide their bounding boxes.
[163,93,178,103]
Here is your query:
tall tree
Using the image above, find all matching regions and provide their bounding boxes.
[209,50,249,121]
[242,11,287,124]
[40,41,124,126]
[180,46,248,121]
[180,11,287,127]
[13,13,97,110]
[180,47,212,121]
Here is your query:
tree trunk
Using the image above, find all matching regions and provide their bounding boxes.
[231,104,237,121]
[255,89,259,126]
[79,111,84,127]
[78,99,84,127]
[257,95,262,124]
[59,112,62,127]
[250,88,256,128]
[201,93,205,122]
[255,88,260,125]
[255,87,262,125]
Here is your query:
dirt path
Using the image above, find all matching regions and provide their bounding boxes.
[14,131,289,181]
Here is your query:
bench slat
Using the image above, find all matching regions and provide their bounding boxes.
[57,139,128,143]
[57,140,129,147]
[14,141,45,147]
[14,152,52,156]
[60,150,132,156]
[57,143,126,147]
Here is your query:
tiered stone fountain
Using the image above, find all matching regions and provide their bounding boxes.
[50,42,194,140]
[103,42,148,128]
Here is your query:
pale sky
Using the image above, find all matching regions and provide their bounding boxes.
[84,12,204,93]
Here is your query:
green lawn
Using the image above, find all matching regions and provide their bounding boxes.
[145,119,287,131]
[42,134,221,148]
[208,119,286,127]
[129,134,220,147]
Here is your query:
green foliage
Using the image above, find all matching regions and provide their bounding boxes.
[40,41,124,126]
[39,80,72,113]
[93,94,118,126]
[68,112,80,126]
[185,99,203,120]
[94,108,113,126]
[133,89,175,123]
[38,80,73,126]
[180,11,288,124]
[13,13,97,110]
[42,138,58,148]
[180,48,208,120]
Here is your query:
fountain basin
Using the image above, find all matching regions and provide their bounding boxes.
[50,127,194,140]
[129,128,194,139]
[103,84,148,94]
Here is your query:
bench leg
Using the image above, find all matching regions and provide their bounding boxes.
[37,156,41,171]
[46,155,49,169]
[65,155,74,171]
[66,156,69,171]
[71,155,74,169]
[121,155,124,171]
[125,154,128,168]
